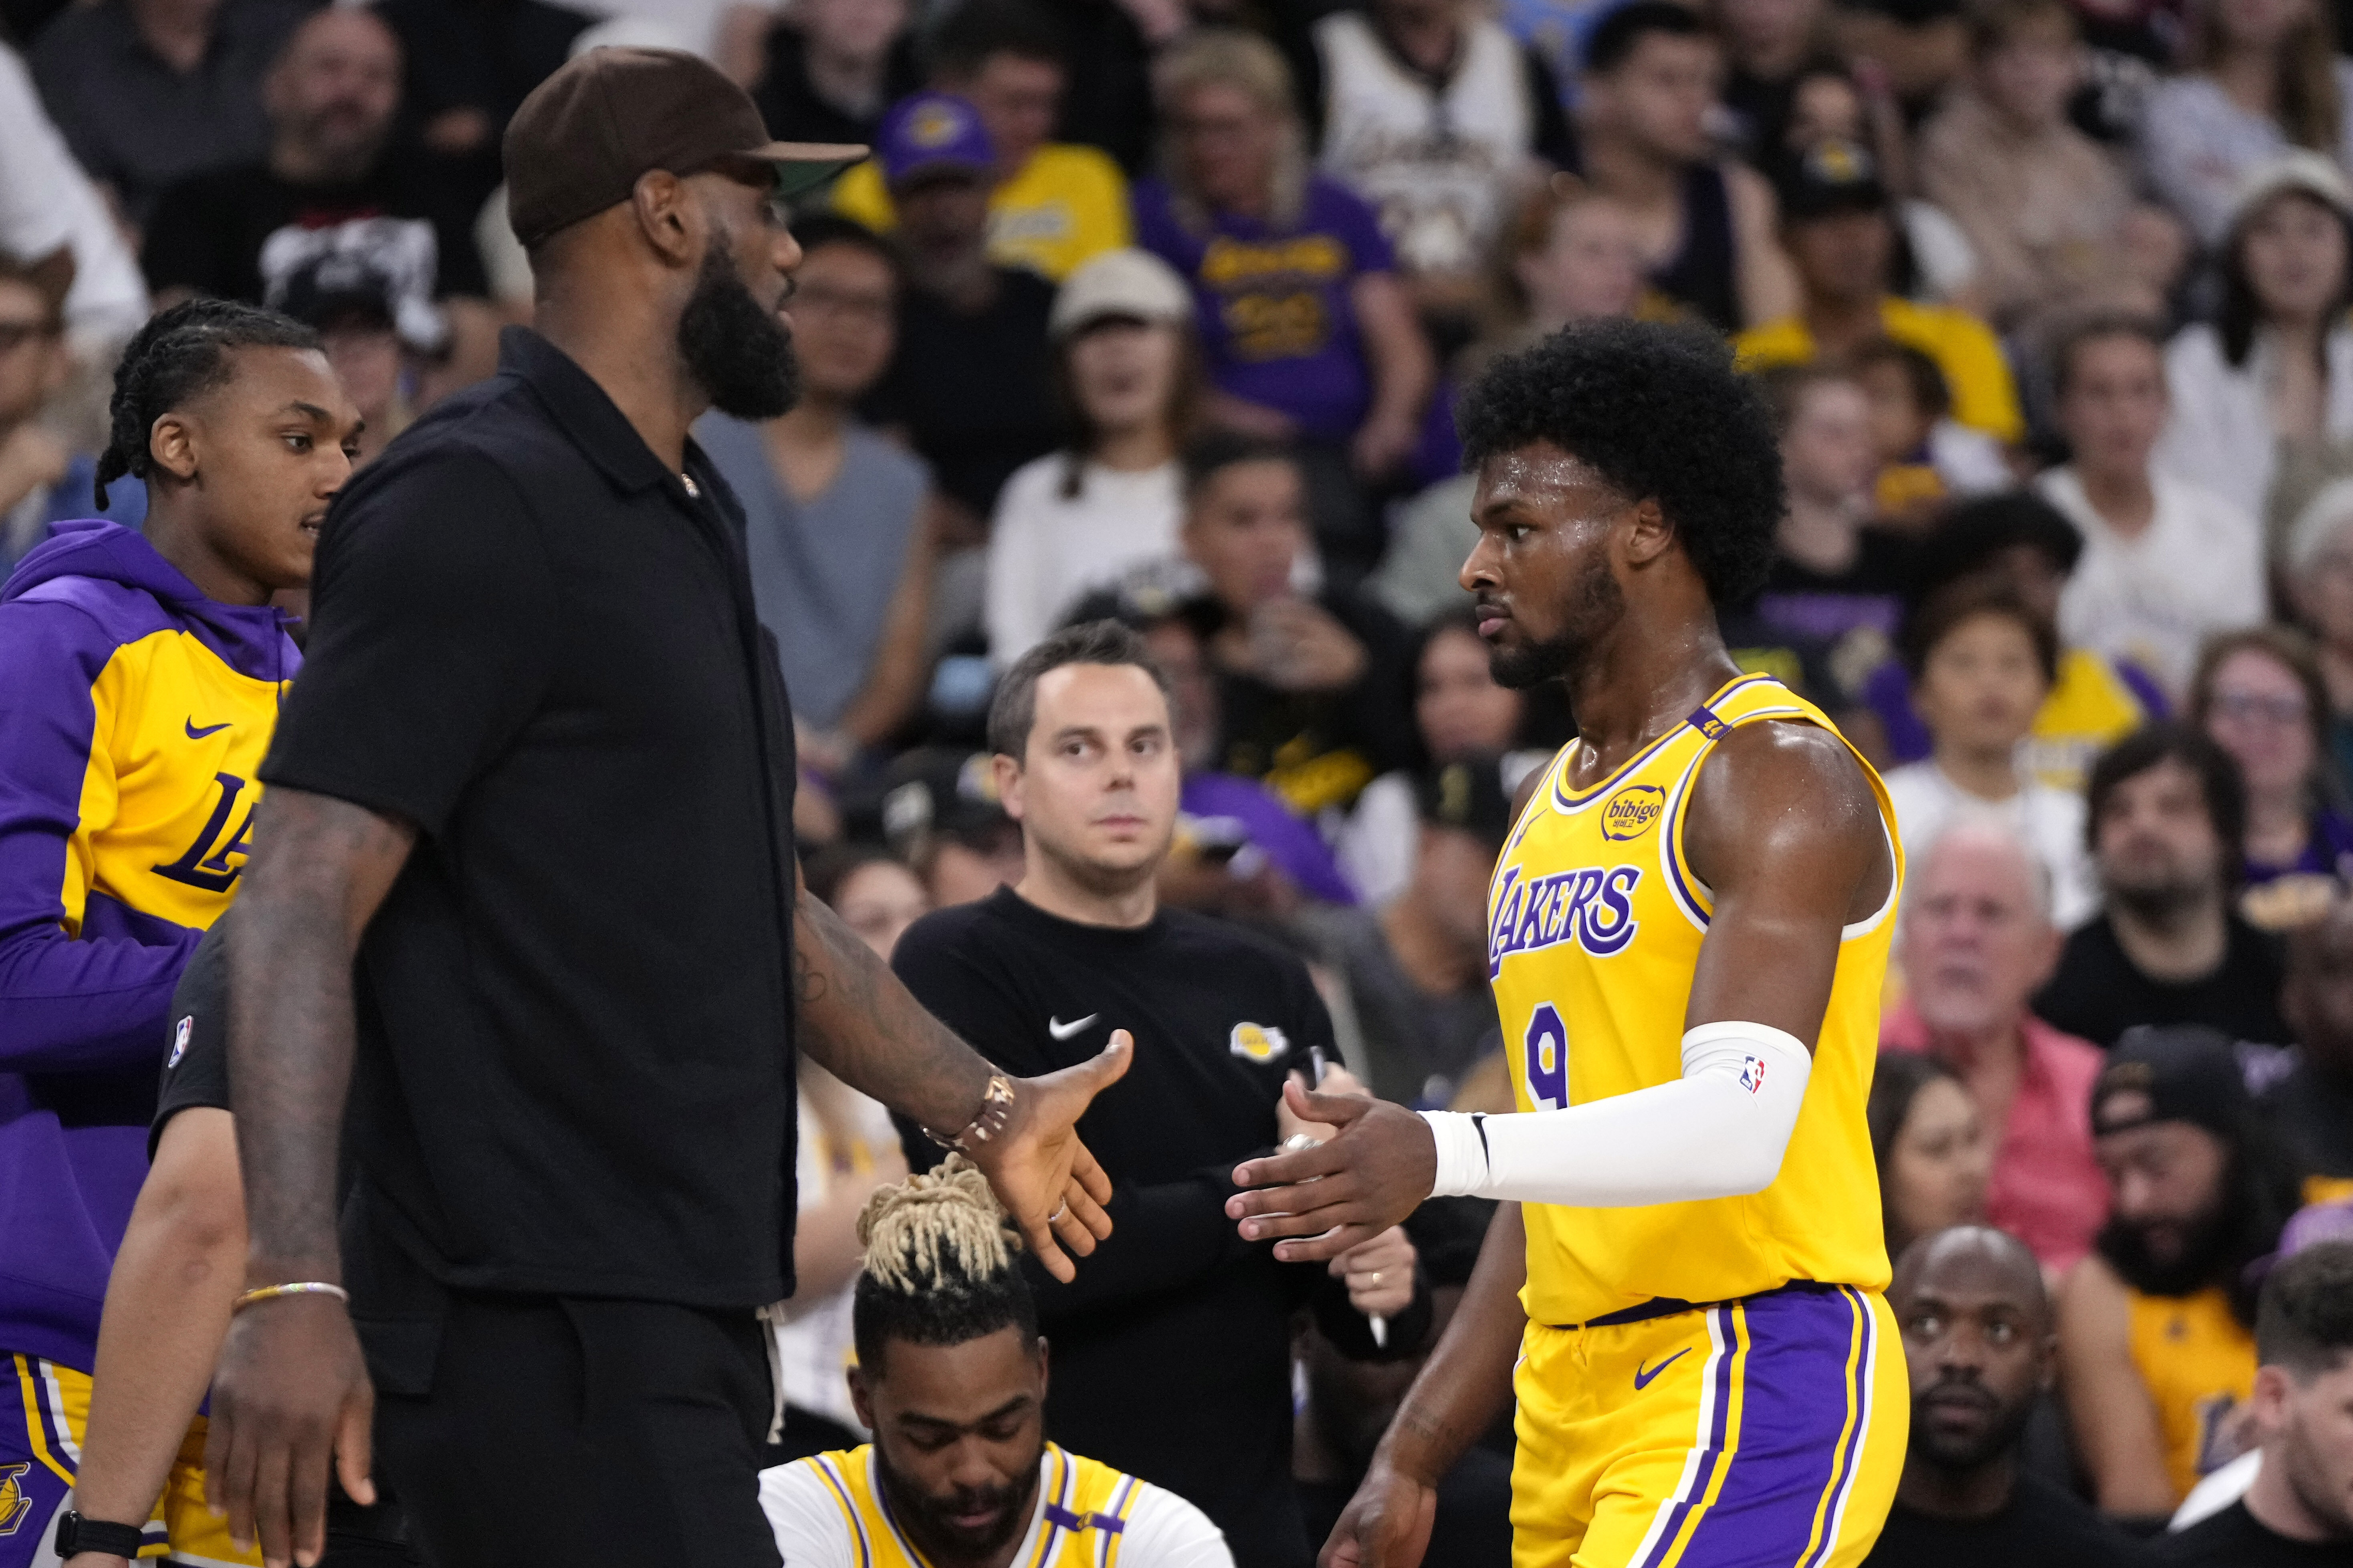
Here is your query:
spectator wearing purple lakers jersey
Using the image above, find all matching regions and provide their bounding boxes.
[1132,30,1433,536]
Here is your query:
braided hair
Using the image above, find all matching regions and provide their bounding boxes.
[94,299,321,510]
[851,1157,1040,1376]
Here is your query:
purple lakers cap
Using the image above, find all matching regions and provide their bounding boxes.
[876,92,996,188]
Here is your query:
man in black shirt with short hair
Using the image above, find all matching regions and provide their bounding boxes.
[892,620,1432,1568]
[205,47,1128,1568]
[2158,1240,2353,1566]
[2037,725,2289,1048]
[1864,1225,2142,1568]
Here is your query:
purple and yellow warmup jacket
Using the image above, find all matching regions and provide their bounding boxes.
[0,518,298,1370]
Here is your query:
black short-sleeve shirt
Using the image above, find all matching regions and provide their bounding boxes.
[152,918,233,1161]
[261,327,799,1313]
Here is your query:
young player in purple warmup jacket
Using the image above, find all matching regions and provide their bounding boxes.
[0,298,358,1566]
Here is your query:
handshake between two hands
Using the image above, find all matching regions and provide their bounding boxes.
[1241,1062,1432,1322]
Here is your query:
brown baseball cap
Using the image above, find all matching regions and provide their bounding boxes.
[504,46,867,249]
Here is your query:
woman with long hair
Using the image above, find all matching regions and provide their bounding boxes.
[984,248,1201,669]
[2156,153,2353,531]
[2189,625,2353,925]
[2140,0,2353,245]
[1130,28,1433,567]
[1867,1051,1994,1263]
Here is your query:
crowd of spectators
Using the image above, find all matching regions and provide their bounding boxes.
[10,0,2353,1554]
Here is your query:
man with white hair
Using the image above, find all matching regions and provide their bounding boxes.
[1883,820,2111,1271]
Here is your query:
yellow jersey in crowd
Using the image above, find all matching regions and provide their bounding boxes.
[2126,1286,2258,1504]
[834,144,1130,282]
[1735,297,2025,445]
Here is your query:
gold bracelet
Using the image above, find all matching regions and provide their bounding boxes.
[921,1072,1017,1153]
[232,1281,351,1313]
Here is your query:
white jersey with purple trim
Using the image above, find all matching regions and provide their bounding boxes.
[760,1440,1234,1568]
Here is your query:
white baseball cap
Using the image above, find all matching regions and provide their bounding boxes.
[2228,149,2353,234]
[1049,248,1194,340]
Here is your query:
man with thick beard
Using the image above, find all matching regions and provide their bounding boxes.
[197,48,1137,1568]
[2058,1026,2310,1524]
[760,1160,1233,1567]
[1225,321,1913,1568]
[1862,1226,2138,1567]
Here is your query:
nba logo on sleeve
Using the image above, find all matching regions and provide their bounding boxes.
[168,1015,193,1069]
[1738,1054,1767,1095]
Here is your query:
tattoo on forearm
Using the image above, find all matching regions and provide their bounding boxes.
[227,791,412,1276]
[793,891,990,1129]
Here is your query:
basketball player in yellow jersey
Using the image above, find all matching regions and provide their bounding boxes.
[1224,321,1909,1568]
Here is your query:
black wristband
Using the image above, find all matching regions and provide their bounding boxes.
[56,1511,147,1559]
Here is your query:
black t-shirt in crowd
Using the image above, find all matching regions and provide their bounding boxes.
[2034,913,2290,1049]
[141,153,490,307]
[865,268,1058,518]
[1210,589,1418,815]
[2157,1501,2351,1567]
[1862,1476,2148,1568]
[260,328,801,1383]
[890,888,1429,1568]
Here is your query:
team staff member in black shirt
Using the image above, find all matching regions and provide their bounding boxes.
[891,621,1432,1568]
[203,49,1131,1568]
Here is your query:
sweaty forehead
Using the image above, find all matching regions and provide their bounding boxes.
[1474,442,1625,513]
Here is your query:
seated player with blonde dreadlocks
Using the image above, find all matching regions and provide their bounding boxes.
[760,1160,1235,1568]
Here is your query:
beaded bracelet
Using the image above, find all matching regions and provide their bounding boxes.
[922,1072,1017,1153]
[232,1281,351,1313]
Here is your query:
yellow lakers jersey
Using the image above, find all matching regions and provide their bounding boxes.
[797,1443,1148,1568]
[1491,674,1901,1326]
[2126,1286,2257,1503]
[64,627,291,936]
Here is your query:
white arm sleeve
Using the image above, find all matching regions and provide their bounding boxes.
[760,1461,857,1566]
[1421,1022,1812,1207]
[1119,1483,1237,1568]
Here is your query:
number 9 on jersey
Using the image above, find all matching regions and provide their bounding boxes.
[1524,1002,1568,1110]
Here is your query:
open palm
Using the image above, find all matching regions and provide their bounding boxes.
[968,1030,1131,1280]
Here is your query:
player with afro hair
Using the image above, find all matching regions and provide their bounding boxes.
[1456,318,1784,629]
[1224,315,1911,1568]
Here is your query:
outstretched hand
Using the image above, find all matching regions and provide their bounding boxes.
[1227,1077,1436,1262]
[968,1031,1132,1280]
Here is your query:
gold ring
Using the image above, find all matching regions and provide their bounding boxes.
[1369,1271,1382,1286]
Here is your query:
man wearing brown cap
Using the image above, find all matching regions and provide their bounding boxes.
[200,47,1134,1568]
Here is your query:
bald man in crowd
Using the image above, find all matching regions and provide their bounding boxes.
[1866,1226,2139,1567]
[1881,824,2110,1272]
